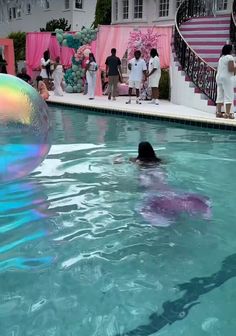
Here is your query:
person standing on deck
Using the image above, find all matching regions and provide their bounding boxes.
[105,48,123,101]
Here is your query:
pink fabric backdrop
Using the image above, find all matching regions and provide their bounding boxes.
[26,32,51,77]
[95,25,172,95]
[26,26,172,96]
[26,32,77,76]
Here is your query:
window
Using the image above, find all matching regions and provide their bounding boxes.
[75,0,83,9]
[45,0,50,9]
[159,0,169,17]
[26,3,31,14]
[123,0,129,19]
[114,0,118,20]
[217,0,228,10]
[134,0,143,19]
[8,8,12,20]
[12,7,16,19]
[65,0,70,9]
[17,6,22,18]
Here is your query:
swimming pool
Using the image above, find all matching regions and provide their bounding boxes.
[1,105,236,336]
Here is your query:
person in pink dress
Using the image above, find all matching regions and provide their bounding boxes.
[36,76,49,100]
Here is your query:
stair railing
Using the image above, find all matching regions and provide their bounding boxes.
[230,0,236,51]
[174,0,217,103]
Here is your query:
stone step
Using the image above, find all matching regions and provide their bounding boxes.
[182,31,229,36]
[195,48,221,53]
[189,14,230,23]
[181,26,229,32]
[181,22,230,29]
[189,41,226,46]
[197,53,219,58]
[185,37,228,42]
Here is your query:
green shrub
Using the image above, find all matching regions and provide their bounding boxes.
[92,0,111,28]
[40,18,71,32]
[8,31,26,62]
[159,68,170,100]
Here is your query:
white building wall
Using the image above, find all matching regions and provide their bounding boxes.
[0,0,95,37]
[111,0,233,26]
[71,0,96,31]
[170,54,215,113]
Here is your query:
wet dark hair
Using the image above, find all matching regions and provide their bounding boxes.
[111,48,116,55]
[89,53,96,62]
[136,142,161,163]
[221,44,233,56]
[150,48,159,58]
[43,49,51,78]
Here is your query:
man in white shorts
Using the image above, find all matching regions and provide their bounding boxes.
[126,50,147,104]
[146,48,161,105]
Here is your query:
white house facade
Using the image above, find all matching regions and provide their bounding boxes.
[0,0,96,37]
[111,0,233,26]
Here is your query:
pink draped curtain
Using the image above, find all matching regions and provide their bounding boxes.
[60,46,75,68]
[49,36,60,60]
[26,32,51,77]
[26,32,75,75]
[95,25,172,96]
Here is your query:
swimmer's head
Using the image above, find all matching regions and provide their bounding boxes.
[137,142,160,163]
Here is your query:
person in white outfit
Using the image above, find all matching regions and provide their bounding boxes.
[146,48,161,105]
[53,56,64,96]
[216,44,236,119]
[126,50,147,104]
[85,53,98,100]
[40,50,51,89]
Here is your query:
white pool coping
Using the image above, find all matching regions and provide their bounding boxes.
[48,93,236,129]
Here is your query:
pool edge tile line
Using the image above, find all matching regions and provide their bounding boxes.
[47,94,236,131]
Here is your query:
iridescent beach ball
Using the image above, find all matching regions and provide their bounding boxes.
[0,74,51,183]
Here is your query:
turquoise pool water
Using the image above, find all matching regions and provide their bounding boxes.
[1,105,236,335]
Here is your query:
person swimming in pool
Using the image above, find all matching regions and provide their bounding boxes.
[130,141,162,165]
[113,141,162,165]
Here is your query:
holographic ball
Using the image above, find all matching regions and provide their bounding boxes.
[0,74,51,183]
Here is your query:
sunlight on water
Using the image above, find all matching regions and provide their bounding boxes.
[1,106,236,335]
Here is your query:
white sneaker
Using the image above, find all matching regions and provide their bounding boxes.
[126,100,131,104]
[136,99,141,104]
[155,99,159,105]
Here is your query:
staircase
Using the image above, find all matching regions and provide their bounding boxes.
[180,14,230,69]
[172,11,234,112]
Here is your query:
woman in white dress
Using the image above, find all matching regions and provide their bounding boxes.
[146,48,161,105]
[40,50,51,89]
[216,44,236,119]
[53,57,64,96]
[85,53,98,100]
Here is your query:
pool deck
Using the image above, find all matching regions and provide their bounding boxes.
[48,93,236,130]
